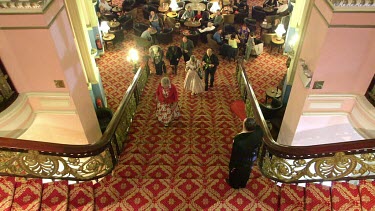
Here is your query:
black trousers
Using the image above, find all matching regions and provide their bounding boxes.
[182,52,190,62]
[204,68,216,90]
[155,62,164,75]
[228,162,253,189]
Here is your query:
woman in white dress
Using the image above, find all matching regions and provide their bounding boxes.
[184,55,205,95]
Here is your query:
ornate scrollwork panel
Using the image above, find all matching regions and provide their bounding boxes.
[259,151,375,183]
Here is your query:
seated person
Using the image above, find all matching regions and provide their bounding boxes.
[213,10,223,27]
[149,11,161,32]
[194,10,203,21]
[122,0,135,12]
[181,6,195,21]
[228,33,241,56]
[141,27,154,43]
[277,0,289,14]
[213,28,224,45]
[198,22,215,33]
[237,23,250,43]
[99,0,112,13]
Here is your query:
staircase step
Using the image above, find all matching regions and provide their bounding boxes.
[94,177,265,210]
[41,180,68,211]
[128,134,235,145]
[305,183,331,211]
[245,177,280,210]
[113,165,228,179]
[0,176,15,211]
[119,153,230,166]
[124,143,231,154]
[359,180,375,211]
[279,183,305,211]
[332,181,362,211]
[11,178,42,211]
[68,182,94,211]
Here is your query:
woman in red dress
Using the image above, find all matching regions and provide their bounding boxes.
[156,77,181,127]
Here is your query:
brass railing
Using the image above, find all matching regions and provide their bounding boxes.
[0,63,150,181]
[235,59,375,183]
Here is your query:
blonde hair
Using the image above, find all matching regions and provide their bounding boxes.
[161,77,171,87]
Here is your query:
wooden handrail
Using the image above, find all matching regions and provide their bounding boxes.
[237,60,375,159]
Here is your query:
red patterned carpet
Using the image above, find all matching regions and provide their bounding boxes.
[97,0,287,111]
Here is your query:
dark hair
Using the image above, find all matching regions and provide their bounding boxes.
[231,33,236,39]
[244,118,257,131]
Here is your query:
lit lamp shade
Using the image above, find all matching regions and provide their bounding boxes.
[169,0,178,11]
[127,48,139,63]
[100,21,110,34]
[210,2,220,13]
[275,23,286,40]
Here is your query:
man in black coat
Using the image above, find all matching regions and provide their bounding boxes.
[166,46,182,75]
[226,118,263,189]
[202,48,219,91]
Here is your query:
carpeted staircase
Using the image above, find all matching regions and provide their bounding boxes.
[1,73,375,210]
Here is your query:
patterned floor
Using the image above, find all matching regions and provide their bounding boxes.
[97,0,288,111]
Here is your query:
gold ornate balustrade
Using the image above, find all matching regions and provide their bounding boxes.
[235,59,375,183]
[0,62,150,181]
[0,0,53,14]
[326,0,375,11]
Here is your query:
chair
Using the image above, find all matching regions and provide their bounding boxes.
[108,29,124,44]
[133,22,149,37]
[122,0,136,12]
[207,34,220,53]
[252,6,266,22]
[234,12,248,24]
[220,43,236,62]
[177,9,185,24]
[142,4,158,20]
[223,24,236,36]
[166,17,181,34]
[176,1,185,11]
[244,18,257,32]
[156,28,173,44]
[119,14,133,30]
[261,33,276,47]
[134,35,152,50]
[223,14,235,25]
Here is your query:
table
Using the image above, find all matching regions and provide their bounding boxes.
[103,34,115,49]
[265,87,282,103]
[263,6,276,15]
[167,11,178,18]
[111,6,122,13]
[271,37,285,53]
[260,23,272,35]
[185,2,206,11]
[109,21,120,30]
[184,20,201,28]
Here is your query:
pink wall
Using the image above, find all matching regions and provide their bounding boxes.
[0,1,101,144]
[279,6,330,145]
[280,2,375,145]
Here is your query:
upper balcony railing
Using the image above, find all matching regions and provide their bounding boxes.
[235,58,375,183]
[327,0,375,12]
[0,0,53,14]
[0,61,150,181]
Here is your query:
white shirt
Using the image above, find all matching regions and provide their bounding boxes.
[199,25,216,33]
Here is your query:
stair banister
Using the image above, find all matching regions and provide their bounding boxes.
[0,64,149,181]
[236,59,375,183]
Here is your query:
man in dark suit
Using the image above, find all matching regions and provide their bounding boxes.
[180,36,194,63]
[226,118,263,189]
[202,48,219,91]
